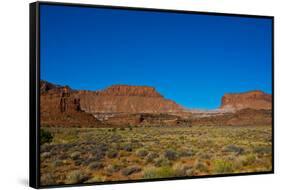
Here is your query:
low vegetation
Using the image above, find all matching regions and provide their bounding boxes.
[40,125,272,185]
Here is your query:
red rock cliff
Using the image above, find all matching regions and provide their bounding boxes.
[77,85,184,114]
[220,90,272,110]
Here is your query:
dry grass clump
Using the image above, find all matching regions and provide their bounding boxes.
[143,166,176,179]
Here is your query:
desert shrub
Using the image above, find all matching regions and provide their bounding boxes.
[173,163,193,177]
[91,148,106,161]
[223,144,244,155]
[241,154,256,166]
[154,157,171,167]
[185,168,195,176]
[121,166,141,176]
[70,151,81,160]
[52,160,63,167]
[40,129,53,145]
[41,152,51,159]
[143,167,175,179]
[213,160,234,174]
[85,176,106,183]
[87,162,104,170]
[41,144,52,153]
[136,148,148,157]
[179,149,196,157]
[122,143,133,152]
[107,149,118,158]
[95,143,108,152]
[253,146,272,155]
[65,170,88,184]
[146,152,159,162]
[164,149,178,160]
[198,152,211,160]
[105,164,121,174]
[119,150,131,157]
[194,160,209,173]
[74,158,84,166]
[41,173,56,186]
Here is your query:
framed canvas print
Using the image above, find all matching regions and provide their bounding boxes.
[29,1,274,188]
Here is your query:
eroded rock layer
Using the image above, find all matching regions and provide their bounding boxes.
[220,90,272,110]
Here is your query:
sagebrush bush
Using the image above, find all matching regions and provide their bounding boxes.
[253,146,271,155]
[179,149,196,157]
[223,144,244,155]
[241,154,256,166]
[136,148,148,157]
[164,149,177,160]
[122,143,133,152]
[52,160,63,167]
[107,149,118,158]
[121,166,141,176]
[70,151,80,160]
[172,163,192,177]
[87,162,104,170]
[41,173,56,186]
[154,157,171,167]
[40,129,53,145]
[65,170,88,184]
[105,164,121,174]
[194,159,208,172]
[146,152,159,162]
[41,152,51,159]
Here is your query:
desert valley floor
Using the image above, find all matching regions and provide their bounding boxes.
[40,125,272,185]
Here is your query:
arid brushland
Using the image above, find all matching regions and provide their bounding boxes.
[40,81,272,185]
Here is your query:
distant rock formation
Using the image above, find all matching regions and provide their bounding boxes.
[77,85,184,114]
[40,80,272,127]
[40,81,187,127]
[40,82,106,128]
[220,90,272,110]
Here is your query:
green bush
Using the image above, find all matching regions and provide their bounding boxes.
[213,160,234,174]
[40,129,53,145]
[143,167,175,179]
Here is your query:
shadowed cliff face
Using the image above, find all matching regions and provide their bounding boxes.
[220,90,272,110]
[40,84,106,128]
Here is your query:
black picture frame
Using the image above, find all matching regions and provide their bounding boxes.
[30,1,274,189]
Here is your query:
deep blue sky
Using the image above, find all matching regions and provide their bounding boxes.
[40,4,272,109]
